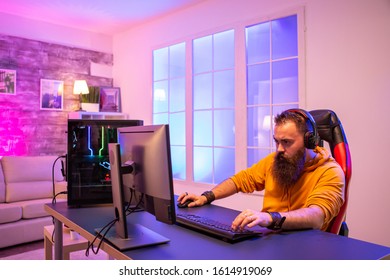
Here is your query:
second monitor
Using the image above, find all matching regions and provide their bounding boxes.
[102,124,176,250]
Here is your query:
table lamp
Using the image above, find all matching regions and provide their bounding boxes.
[73,80,89,111]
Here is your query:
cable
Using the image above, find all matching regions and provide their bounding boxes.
[50,216,55,243]
[126,191,144,216]
[124,188,135,213]
[125,188,143,213]
[52,191,68,204]
[85,217,118,256]
[85,191,145,256]
[51,155,67,204]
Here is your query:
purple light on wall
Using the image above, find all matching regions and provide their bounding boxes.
[0,110,27,156]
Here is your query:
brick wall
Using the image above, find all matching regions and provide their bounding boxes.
[0,34,113,156]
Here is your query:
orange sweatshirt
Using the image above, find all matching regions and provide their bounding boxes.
[231,147,345,231]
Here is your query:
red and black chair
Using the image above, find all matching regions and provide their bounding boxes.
[310,109,352,236]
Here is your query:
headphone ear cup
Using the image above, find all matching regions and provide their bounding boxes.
[304,131,316,149]
[287,108,319,149]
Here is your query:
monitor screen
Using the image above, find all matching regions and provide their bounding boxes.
[101,124,176,250]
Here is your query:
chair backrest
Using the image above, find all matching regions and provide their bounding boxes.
[309,109,352,235]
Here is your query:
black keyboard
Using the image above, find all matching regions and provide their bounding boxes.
[176,213,262,242]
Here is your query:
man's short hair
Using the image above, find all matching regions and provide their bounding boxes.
[274,110,313,136]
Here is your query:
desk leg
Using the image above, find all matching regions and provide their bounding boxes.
[53,218,63,260]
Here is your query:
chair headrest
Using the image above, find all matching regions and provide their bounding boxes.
[309,109,348,146]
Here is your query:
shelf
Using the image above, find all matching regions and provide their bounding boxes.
[68,111,128,120]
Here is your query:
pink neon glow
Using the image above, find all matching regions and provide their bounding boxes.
[0,113,27,156]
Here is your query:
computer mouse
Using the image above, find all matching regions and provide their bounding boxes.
[177,199,194,208]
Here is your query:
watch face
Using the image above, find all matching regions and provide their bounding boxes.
[266,212,285,230]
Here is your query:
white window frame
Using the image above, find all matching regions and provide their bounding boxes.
[152,8,306,190]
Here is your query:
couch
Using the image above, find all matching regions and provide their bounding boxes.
[0,155,67,249]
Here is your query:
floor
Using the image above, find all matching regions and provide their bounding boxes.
[0,240,44,258]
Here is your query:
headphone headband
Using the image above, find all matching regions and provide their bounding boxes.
[286,108,320,149]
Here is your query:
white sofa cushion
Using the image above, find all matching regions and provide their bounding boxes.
[0,216,52,248]
[6,181,53,202]
[2,156,63,183]
[12,198,62,219]
[0,204,22,224]
[2,156,65,202]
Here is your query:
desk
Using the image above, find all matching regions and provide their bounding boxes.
[44,202,390,260]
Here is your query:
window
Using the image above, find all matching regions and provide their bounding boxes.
[192,30,235,184]
[153,13,303,186]
[153,42,186,180]
[246,15,299,167]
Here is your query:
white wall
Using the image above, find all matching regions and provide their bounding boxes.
[305,0,390,248]
[113,0,390,247]
[2,0,388,248]
[0,12,112,53]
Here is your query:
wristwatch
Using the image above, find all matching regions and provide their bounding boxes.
[266,211,286,230]
[201,191,215,204]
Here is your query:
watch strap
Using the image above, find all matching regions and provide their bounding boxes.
[201,191,215,204]
[266,211,286,230]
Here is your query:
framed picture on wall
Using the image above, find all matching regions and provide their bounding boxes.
[100,87,121,112]
[0,69,16,94]
[40,79,64,110]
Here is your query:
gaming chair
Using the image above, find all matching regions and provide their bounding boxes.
[309,109,352,236]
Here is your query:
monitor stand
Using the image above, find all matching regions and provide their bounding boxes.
[95,223,170,251]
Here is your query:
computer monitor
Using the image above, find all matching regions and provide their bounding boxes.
[100,124,176,251]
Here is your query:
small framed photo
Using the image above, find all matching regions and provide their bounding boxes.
[100,87,121,112]
[40,79,64,110]
[0,69,16,94]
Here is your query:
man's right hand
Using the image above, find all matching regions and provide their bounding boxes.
[177,192,208,208]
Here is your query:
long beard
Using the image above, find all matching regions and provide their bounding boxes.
[272,148,306,194]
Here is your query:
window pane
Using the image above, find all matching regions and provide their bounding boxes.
[214,110,235,146]
[247,63,270,105]
[193,35,212,74]
[169,42,186,78]
[272,59,298,104]
[214,147,235,183]
[171,146,186,180]
[153,47,168,80]
[214,30,235,70]
[193,29,235,184]
[193,147,213,183]
[246,22,270,64]
[272,15,297,59]
[153,43,186,181]
[214,70,235,108]
[246,14,299,168]
[170,78,185,112]
[193,73,212,110]
[193,110,212,146]
[153,81,168,113]
[272,104,296,118]
[247,106,271,147]
[169,112,185,146]
[153,113,168,124]
[247,148,270,167]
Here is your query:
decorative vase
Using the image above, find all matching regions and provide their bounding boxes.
[81,103,99,112]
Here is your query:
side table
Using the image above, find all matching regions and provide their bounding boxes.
[44,225,89,260]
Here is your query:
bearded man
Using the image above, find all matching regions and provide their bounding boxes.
[178,109,345,232]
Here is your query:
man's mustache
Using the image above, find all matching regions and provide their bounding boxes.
[276,152,287,161]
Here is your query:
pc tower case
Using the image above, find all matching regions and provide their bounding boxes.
[66,119,143,207]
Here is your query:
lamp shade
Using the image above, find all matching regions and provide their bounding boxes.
[73,80,89,95]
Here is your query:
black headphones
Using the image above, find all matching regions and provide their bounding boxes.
[286,109,320,149]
